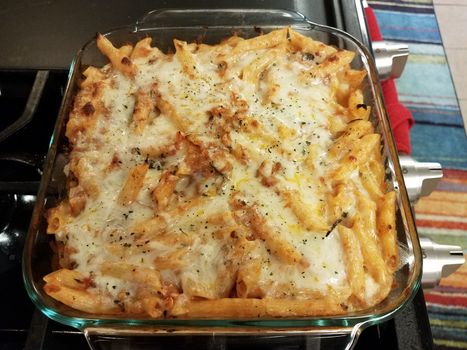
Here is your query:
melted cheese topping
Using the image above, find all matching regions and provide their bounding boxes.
[45,30,395,317]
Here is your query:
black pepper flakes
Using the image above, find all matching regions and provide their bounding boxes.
[303,52,315,61]
[356,103,368,110]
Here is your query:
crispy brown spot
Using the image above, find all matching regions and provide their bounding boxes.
[83,277,96,289]
[91,82,101,98]
[109,154,121,169]
[82,102,95,116]
[217,61,228,75]
[260,177,278,187]
[272,162,283,174]
[121,57,131,66]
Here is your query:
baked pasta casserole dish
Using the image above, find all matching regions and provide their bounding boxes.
[44,28,399,318]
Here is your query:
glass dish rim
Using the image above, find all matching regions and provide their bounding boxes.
[22,8,422,334]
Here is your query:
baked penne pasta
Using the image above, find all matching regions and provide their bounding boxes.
[44,29,399,319]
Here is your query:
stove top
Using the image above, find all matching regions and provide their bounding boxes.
[0,0,369,71]
[0,1,433,349]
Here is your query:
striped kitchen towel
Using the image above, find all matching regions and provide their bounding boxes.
[368,0,467,349]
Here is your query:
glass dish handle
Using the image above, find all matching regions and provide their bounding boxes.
[84,328,360,350]
[136,8,308,30]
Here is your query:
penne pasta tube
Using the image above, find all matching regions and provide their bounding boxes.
[328,120,374,159]
[359,163,384,201]
[348,89,371,120]
[288,29,337,58]
[231,197,308,267]
[281,190,329,233]
[131,215,166,238]
[241,50,278,84]
[330,134,381,182]
[81,66,106,88]
[232,28,288,55]
[236,255,263,298]
[47,203,70,234]
[118,163,149,206]
[300,50,355,82]
[320,50,355,75]
[44,269,120,314]
[100,263,162,290]
[44,283,120,314]
[131,88,154,134]
[377,191,399,272]
[353,195,390,285]
[338,225,365,302]
[369,158,385,188]
[154,248,188,270]
[249,210,308,267]
[130,37,164,60]
[96,34,136,77]
[344,69,367,88]
[154,93,191,132]
[118,44,133,57]
[151,170,178,210]
[68,184,87,216]
[327,182,354,223]
[174,39,198,79]
[170,296,346,318]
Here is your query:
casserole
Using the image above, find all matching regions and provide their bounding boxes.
[23,8,421,347]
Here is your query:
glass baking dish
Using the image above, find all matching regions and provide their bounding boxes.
[22,8,421,348]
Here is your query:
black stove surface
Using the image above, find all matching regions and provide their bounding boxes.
[0,0,369,70]
[0,1,432,349]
